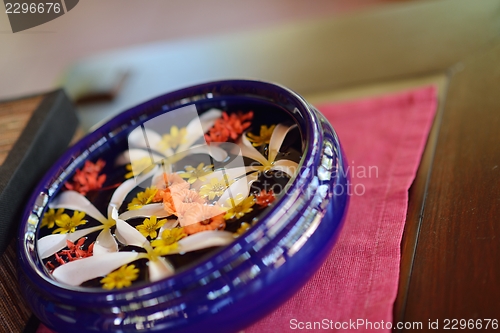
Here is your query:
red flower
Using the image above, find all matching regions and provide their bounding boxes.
[205,111,253,143]
[48,238,94,270]
[45,238,94,272]
[255,189,275,207]
[45,261,55,272]
[65,238,94,260]
[82,159,105,174]
[205,124,230,143]
[65,159,107,195]
[55,253,66,265]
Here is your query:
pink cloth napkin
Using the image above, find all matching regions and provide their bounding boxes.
[247,86,437,332]
[37,86,437,333]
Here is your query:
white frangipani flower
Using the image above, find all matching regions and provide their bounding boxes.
[51,218,234,286]
[116,107,228,176]
[238,123,299,177]
[37,168,164,259]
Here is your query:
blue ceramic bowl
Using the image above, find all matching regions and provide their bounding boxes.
[18,80,349,333]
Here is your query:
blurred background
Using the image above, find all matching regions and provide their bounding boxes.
[0,0,385,98]
[1,0,499,129]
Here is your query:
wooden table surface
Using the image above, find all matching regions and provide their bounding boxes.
[312,39,500,330]
[393,41,500,331]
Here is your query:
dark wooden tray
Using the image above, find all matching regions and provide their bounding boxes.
[0,90,78,333]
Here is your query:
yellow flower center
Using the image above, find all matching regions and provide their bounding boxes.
[103,218,116,228]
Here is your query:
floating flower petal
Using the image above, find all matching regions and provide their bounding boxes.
[52,251,141,286]
[127,187,158,211]
[176,230,235,253]
[136,216,167,239]
[52,211,87,234]
[255,189,276,207]
[171,188,206,214]
[205,111,253,143]
[151,228,187,255]
[41,208,64,229]
[179,163,214,184]
[153,173,190,202]
[247,125,276,147]
[100,264,140,290]
[159,126,187,151]
[64,159,107,196]
[224,196,255,220]
[125,156,155,179]
[184,214,226,235]
[199,177,234,200]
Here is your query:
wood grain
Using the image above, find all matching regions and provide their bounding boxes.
[393,72,450,328]
[0,239,31,333]
[0,96,43,165]
[396,41,500,329]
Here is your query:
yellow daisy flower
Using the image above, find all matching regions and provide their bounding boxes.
[151,228,187,256]
[41,208,65,229]
[159,126,187,150]
[135,216,167,239]
[224,195,255,220]
[199,177,234,200]
[247,125,276,147]
[52,211,87,234]
[127,187,158,210]
[100,264,139,290]
[125,157,155,179]
[178,163,214,184]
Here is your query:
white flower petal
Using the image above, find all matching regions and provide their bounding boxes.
[268,124,297,162]
[118,203,169,221]
[191,166,250,192]
[52,252,140,286]
[176,230,234,254]
[186,144,227,162]
[208,143,230,162]
[107,178,137,219]
[115,219,149,248]
[179,108,222,151]
[272,159,299,177]
[218,172,259,208]
[93,228,118,255]
[38,235,69,260]
[128,126,162,150]
[49,191,107,224]
[115,148,164,167]
[237,134,268,166]
[115,151,130,166]
[107,165,158,218]
[199,108,223,132]
[157,219,179,237]
[148,257,175,282]
[37,225,104,259]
